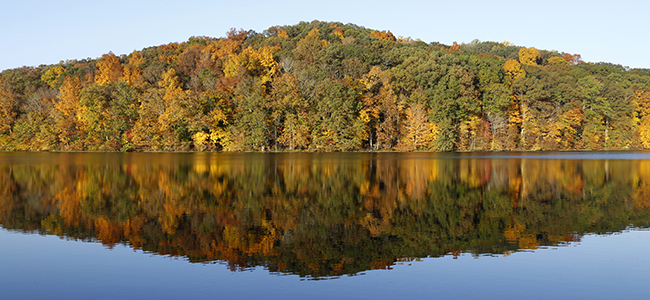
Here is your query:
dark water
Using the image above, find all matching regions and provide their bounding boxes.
[1,152,650,299]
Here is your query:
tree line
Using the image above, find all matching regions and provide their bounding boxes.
[1,20,650,152]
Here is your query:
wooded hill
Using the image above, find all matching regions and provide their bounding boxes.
[1,20,650,152]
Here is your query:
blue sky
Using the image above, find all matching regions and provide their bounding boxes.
[1,0,648,71]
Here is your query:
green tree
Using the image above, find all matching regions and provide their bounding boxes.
[428,59,481,151]
[578,76,610,149]
[311,78,364,151]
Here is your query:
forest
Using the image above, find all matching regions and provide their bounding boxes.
[2,153,650,278]
[2,20,650,152]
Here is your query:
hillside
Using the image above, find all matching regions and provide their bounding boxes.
[1,20,650,152]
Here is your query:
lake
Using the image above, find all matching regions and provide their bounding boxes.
[1,152,650,299]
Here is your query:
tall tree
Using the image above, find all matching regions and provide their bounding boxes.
[400,101,436,150]
[53,76,84,149]
[271,73,310,150]
[428,60,481,151]
[95,52,123,85]
[635,90,650,148]
[311,78,363,151]
[376,79,401,149]
[229,79,269,151]
[0,78,18,135]
[578,76,609,149]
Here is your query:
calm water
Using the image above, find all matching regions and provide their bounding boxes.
[1,152,650,299]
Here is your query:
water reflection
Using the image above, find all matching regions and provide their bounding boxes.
[1,152,650,279]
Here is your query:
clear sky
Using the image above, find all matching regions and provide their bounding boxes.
[1,0,648,71]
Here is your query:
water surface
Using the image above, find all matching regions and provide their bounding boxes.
[1,152,650,299]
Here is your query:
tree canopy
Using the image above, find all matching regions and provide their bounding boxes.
[2,20,650,152]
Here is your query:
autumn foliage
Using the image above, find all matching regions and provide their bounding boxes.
[1,20,649,152]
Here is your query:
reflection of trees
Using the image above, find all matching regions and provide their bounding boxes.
[2,153,650,278]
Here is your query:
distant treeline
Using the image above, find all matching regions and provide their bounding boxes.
[1,20,650,152]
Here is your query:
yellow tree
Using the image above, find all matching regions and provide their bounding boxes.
[376,80,401,150]
[121,51,146,88]
[204,28,247,71]
[518,47,540,66]
[277,113,310,151]
[41,65,66,88]
[400,102,437,150]
[223,46,280,88]
[359,66,383,149]
[207,91,235,151]
[370,30,397,42]
[277,28,289,38]
[191,131,210,151]
[448,41,461,53]
[56,77,83,117]
[503,59,526,83]
[159,89,191,148]
[0,78,17,135]
[53,76,84,148]
[130,66,186,150]
[554,108,584,149]
[158,69,188,148]
[503,59,527,147]
[330,23,344,40]
[95,52,123,85]
[151,68,208,150]
[159,68,182,90]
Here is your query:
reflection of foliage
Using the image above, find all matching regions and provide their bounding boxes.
[2,153,650,279]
